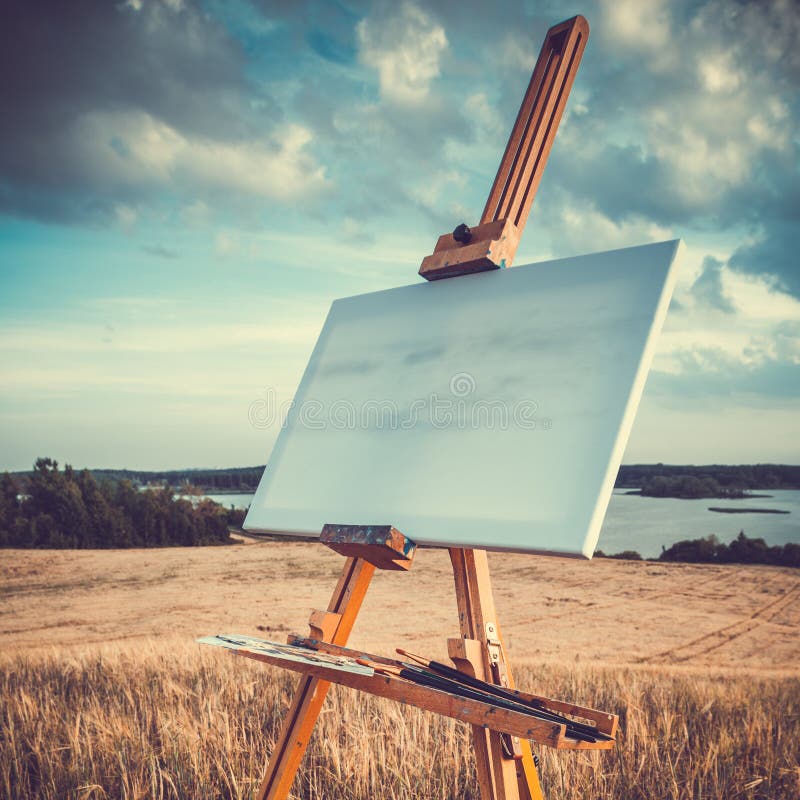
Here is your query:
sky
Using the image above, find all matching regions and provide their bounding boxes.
[0,0,798,472]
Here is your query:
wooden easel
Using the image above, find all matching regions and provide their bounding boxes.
[250,16,599,800]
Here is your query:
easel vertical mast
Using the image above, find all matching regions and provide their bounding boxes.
[449,549,543,799]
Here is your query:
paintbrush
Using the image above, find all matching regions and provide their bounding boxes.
[395,648,612,742]
[359,656,605,743]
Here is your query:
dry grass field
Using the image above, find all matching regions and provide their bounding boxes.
[1,543,799,799]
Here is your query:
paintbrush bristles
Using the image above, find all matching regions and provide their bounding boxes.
[356,658,403,677]
[394,648,430,667]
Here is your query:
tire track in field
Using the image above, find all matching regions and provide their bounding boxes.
[638,580,800,664]
[533,568,746,623]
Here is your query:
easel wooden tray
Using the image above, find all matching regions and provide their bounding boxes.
[200,634,617,751]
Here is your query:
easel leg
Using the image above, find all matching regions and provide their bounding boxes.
[450,548,544,800]
[256,557,375,800]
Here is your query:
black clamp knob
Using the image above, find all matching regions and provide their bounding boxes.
[452,223,472,244]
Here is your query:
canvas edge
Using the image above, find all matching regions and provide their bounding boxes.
[580,239,685,559]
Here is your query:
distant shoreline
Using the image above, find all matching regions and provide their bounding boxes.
[624,490,773,499]
[5,463,800,496]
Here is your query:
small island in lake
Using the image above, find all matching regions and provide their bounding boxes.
[623,476,767,499]
[708,507,790,515]
[616,464,800,499]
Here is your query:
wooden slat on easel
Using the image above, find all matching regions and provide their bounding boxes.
[419,15,589,281]
[482,16,589,230]
[256,557,375,800]
[450,548,545,800]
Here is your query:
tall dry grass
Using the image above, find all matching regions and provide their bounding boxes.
[0,641,797,799]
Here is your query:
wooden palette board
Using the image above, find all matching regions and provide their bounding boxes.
[197,634,375,675]
[245,240,683,557]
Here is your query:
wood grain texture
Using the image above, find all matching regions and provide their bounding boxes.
[419,219,520,280]
[481,15,589,230]
[289,634,616,738]
[419,15,589,281]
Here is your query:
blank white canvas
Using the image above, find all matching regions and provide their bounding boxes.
[244,240,683,557]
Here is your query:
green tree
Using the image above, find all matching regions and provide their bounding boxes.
[2,459,235,550]
[0,473,20,546]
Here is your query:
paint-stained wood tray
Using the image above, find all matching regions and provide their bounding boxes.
[200,634,617,750]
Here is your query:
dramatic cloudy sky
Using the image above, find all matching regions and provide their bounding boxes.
[0,0,798,471]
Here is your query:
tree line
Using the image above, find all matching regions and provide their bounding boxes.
[659,531,800,567]
[7,465,264,493]
[0,459,239,549]
[91,466,264,491]
[616,464,800,492]
[6,463,798,497]
[597,532,800,568]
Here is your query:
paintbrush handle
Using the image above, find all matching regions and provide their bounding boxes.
[387,658,603,743]
[397,648,610,741]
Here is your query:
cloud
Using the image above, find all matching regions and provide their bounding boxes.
[697,51,743,94]
[543,0,797,263]
[626,391,800,463]
[653,259,800,379]
[529,191,673,259]
[182,123,328,200]
[598,0,673,62]
[114,204,138,233]
[0,319,319,356]
[2,102,327,221]
[142,244,179,259]
[409,169,469,222]
[3,0,796,254]
[307,28,357,65]
[341,217,375,244]
[690,256,735,313]
[729,221,800,298]
[357,2,448,105]
[0,0,327,222]
[1,0,797,469]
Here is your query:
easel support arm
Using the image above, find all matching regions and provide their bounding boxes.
[419,15,589,281]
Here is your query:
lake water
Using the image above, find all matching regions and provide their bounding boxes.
[599,489,799,558]
[204,493,256,510]
[207,489,800,559]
